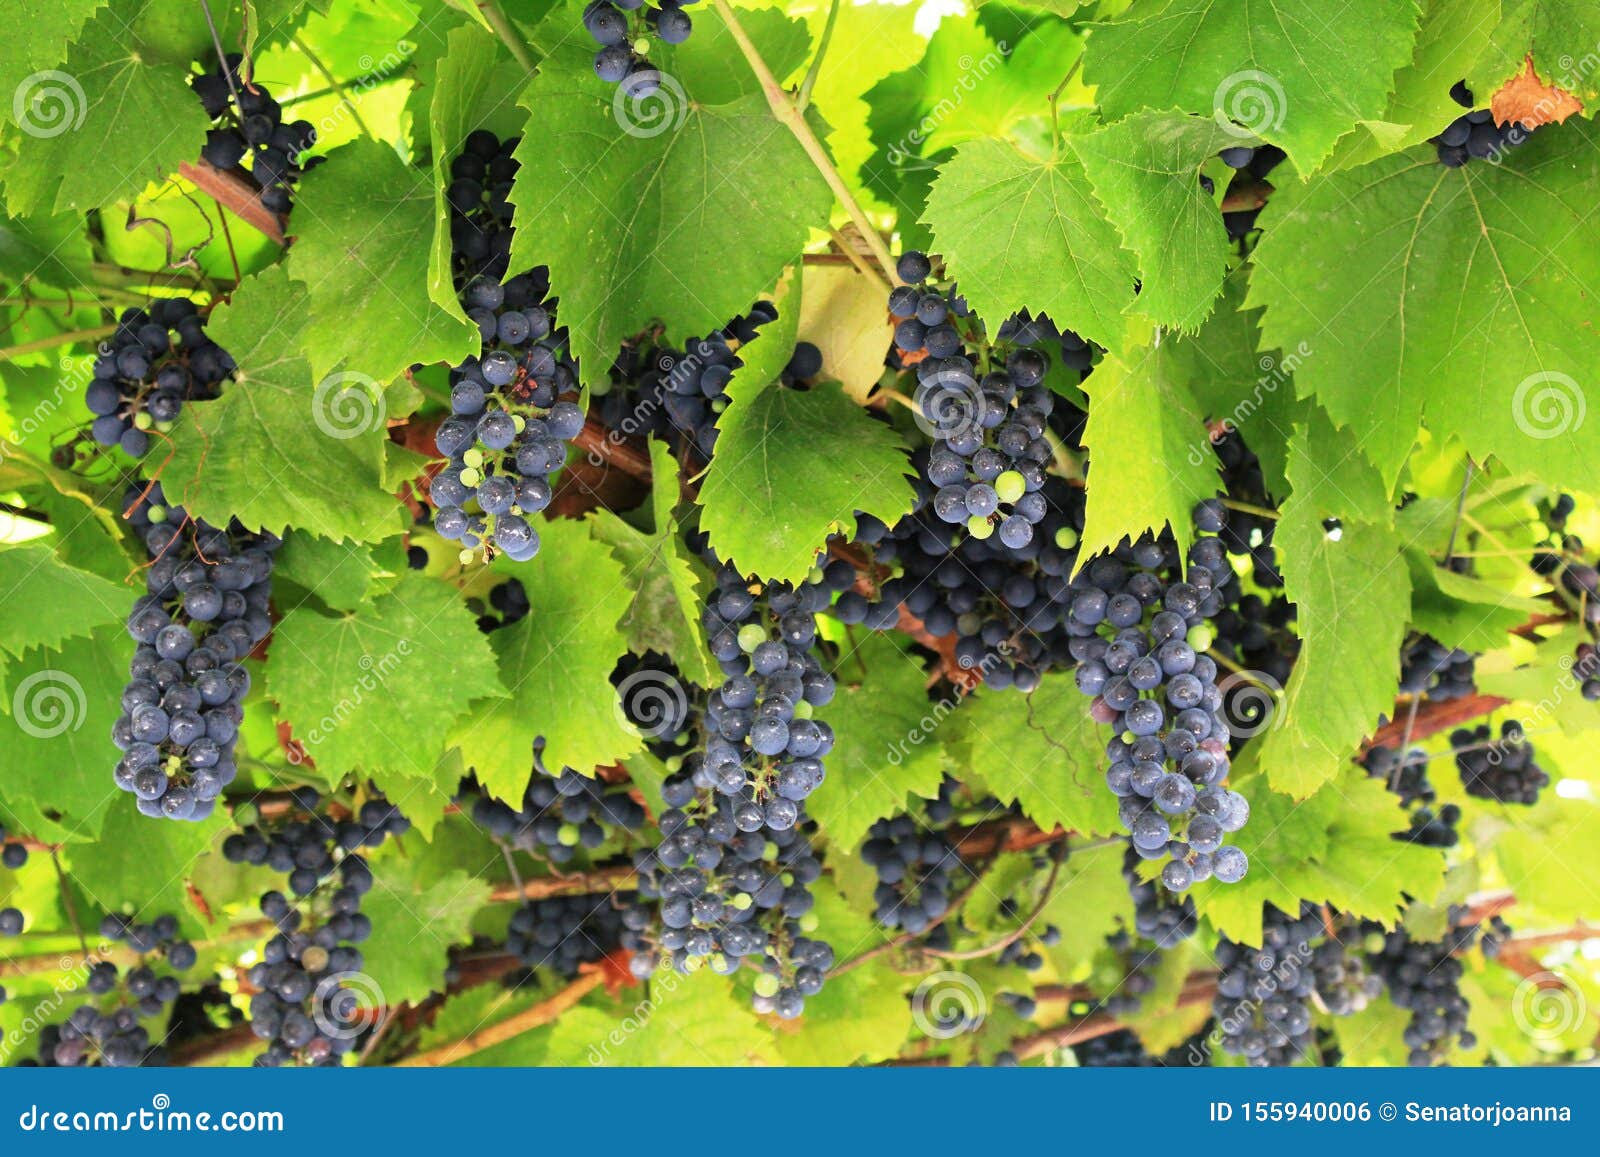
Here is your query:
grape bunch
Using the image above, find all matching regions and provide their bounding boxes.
[1099,850,1196,1015]
[84,300,235,458]
[33,913,198,1067]
[584,1,696,87]
[1453,721,1550,805]
[506,893,632,977]
[860,813,959,934]
[1211,430,1285,588]
[221,790,412,893]
[191,54,319,216]
[462,760,646,866]
[1432,80,1536,168]
[113,483,278,822]
[889,250,1087,552]
[431,270,586,563]
[446,130,519,285]
[1309,931,1383,1016]
[1212,903,1321,1066]
[593,302,780,462]
[0,822,27,947]
[839,472,1088,690]
[1068,509,1251,891]
[1360,743,1461,847]
[1399,634,1477,701]
[1364,918,1481,1065]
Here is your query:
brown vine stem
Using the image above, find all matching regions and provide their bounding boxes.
[0,920,276,980]
[709,0,897,288]
[178,160,288,246]
[486,863,639,904]
[396,971,604,1066]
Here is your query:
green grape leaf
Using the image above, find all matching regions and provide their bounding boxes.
[289,138,479,383]
[567,969,776,1066]
[0,0,107,107]
[0,0,211,215]
[0,627,128,842]
[945,673,1120,836]
[1253,412,1409,798]
[1084,0,1424,173]
[654,6,812,105]
[63,796,231,935]
[0,211,97,290]
[275,531,404,613]
[809,633,950,851]
[452,516,640,792]
[1405,548,1549,652]
[507,33,832,391]
[1190,765,1447,945]
[1038,839,1132,971]
[267,573,504,788]
[164,267,405,545]
[0,543,126,659]
[1249,120,1600,493]
[924,137,1139,350]
[700,379,916,584]
[426,22,530,322]
[1072,112,1247,330]
[588,441,718,687]
[1076,333,1219,567]
[1487,796,1600,926]
[1476,625,1600,737]
[361,857,492,1007]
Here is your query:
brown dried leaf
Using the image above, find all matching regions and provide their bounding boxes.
[1492,55,1583,128]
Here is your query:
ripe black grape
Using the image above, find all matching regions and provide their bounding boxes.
[1453,721,1550,805]
[191,54,319,216]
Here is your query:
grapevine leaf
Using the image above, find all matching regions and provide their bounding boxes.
[797,263,893,403]
[809,633,949,851]
[63,795,231,935]
[1189,766,1446,945]
[1476,626,1600,737]
[1253,411,1409,798]
[0,543,126,659]
[1076,333,1220,567]
[1249,119,1600,493]
[1405,548,1549,652]
[1083,0,1424,173]
[452,516,640,792]
[700,380,916,584]
[267,573,504,790]
[653,6,812,106]
[1072,112,1247,330]
[507,33,832,391]
[1038,839,1132,971]
[0,0,106,106]
[0,0,211,215]
[1484,796,1600,927]
[275,531,404,613]
[945,673,1121,836]
[1473,1,1600,105]
[0,211,97,290]
[288,138,479,382]
[0,627,128,842]
[360,857,492,1007]
[568,969,776,1066]
[923,138,1139,351]
[164,267,405,544]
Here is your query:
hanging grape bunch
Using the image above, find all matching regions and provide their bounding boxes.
[1453,721,1550,805]
[113,483,279,822]
[446,130,518,286]
[1068,504,1250,891]
[83,301,235,459]
[585,0,696,88]
[191,53,319,216]
[1432,80,1536,167]
[0,823,26,946]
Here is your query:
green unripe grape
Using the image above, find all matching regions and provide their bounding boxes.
[1055,527,1079,550]
[458,549,475,565]
[995,470,1026,504]
[154,420,174,432]
[147,505,168,525]
[762,843,779,862]
[665,754,684,773]
[737,623,767,652]
[557,822,581,847]
[731,893,753,911]
[792,700,813,720]
[753,973,781,998]
[799,912,820,933]
[512,414,526,434]
[463,448,485,469]
[460,466,483,488]
[967,514,995,540]
[1187,623,1216,652]
[133,411,153,430]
